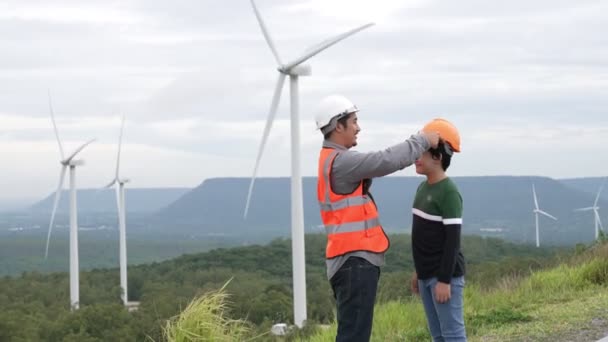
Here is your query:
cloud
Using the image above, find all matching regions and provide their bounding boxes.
[0,0,607,200]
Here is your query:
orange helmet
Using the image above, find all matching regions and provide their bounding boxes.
[422,118,461,153]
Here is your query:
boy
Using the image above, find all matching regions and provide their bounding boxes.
[410,118,466,342]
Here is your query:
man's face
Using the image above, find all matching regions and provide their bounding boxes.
[415,151,440,175]
[339,113,360,148]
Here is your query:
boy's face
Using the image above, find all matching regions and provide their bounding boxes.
[415,151,441,175]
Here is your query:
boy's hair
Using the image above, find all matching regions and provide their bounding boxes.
[429,141,452,171]
[324,113,352,140]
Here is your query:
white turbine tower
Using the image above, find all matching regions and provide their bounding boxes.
[532,184,558,248]
[103,115,131,306]
[243,0,374,328]
[574,178,606,240]
[44,92,95,310]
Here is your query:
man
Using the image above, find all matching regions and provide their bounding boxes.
[410,118,466,342]
[315,94,439,341]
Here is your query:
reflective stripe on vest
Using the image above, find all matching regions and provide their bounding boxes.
[317,147,390,259]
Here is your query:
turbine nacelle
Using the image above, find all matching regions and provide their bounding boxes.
[63,159,84,167]
[279,64,311,76]
[104,178,130,189]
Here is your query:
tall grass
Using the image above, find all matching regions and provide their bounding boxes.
[163,281,251,342]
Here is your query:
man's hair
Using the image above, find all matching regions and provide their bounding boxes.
[429,142,452,171]
[324,113,353,140]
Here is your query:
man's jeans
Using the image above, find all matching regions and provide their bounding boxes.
[330,257,380,342]
[418,276,467,342]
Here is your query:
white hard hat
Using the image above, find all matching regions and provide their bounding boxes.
[314,95,358,134]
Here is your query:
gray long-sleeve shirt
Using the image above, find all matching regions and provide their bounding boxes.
[323,133,431,280]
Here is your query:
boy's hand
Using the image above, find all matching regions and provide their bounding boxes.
[423,131,440,149]
[434,282,451,303]
[411,272,419,295]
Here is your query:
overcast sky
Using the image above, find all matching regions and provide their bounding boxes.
[1,0,607,202]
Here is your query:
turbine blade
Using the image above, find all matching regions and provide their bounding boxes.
[574,207,594,212]
[116,114,126,179]
[47,90,65,160]
[595,178,606,206]
[532,184,539,209]
[45,165,67,259]
[104,179,117,189]
[538,210,557,220]
[250,0,282,65]
[283,23,374,71]
[65,138,96,162]
[244,73,286,218]
[596,210,604,231]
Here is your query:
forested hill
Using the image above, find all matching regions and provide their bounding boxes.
[0,233,563,341]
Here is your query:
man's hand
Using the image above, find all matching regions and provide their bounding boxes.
[411,272,419,295]
[434,282,451,303]
[424,131,440,149]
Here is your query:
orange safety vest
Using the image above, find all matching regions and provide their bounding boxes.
[318,147,390,259]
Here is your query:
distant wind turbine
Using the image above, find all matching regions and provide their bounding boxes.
[574,178,606,240]
[532,184,558,247]
[45,91,95,310]
[103,115,132,307]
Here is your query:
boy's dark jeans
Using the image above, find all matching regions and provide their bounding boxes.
[330,256,380,342]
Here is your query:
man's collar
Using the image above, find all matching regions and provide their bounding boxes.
[323,140,347,150]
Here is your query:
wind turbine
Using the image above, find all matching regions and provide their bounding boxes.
[574,178,605,240]
[44,91,95,310]
[103,115,131,306]
[243,0,374,328]
[532,184,558,247]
